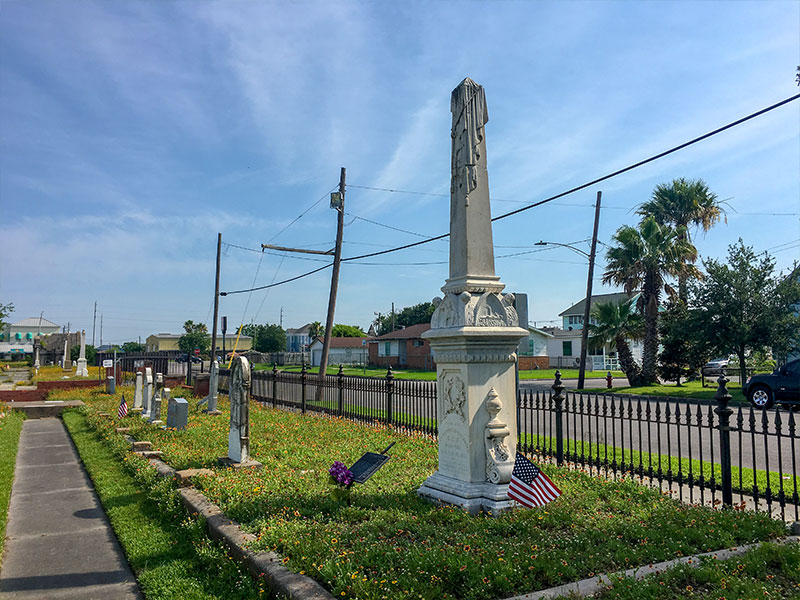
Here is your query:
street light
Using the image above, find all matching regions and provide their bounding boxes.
[535,192,602,389]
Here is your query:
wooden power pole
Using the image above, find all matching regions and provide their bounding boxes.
[317,167,346,393]
[578,191,602,389]
[210,233,222,361]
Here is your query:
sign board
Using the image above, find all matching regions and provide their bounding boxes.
[330,192,343,209]
[102,359,113,368]
[194,348,200,356]
[349,452,390,484]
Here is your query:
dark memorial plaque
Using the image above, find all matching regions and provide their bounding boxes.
[349,452,390,484]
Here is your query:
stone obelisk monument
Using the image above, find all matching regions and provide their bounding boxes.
[75,330,89,377]
[417,78,528,514]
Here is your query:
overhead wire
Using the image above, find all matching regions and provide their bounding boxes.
[220,92,800,295]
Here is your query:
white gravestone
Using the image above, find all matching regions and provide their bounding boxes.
[62,339,69,370]
[227,356,250,463]
[33,344,40,373]
[141,367,153,419]
[75,330,89,377]
[205,360,220,413]
[133,372,144,409]
[417,78,528,515]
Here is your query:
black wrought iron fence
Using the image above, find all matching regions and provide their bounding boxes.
[217,364,798,522]
[518,373,799,522]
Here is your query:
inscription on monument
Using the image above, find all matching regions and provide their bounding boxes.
[438,427,470,479]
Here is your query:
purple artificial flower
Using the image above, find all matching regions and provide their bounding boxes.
[329,460,354,488]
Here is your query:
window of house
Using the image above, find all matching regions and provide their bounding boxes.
[385,342,391,355]
[562,341,572,356]
[568,316,584,325]
[413,340,423,347]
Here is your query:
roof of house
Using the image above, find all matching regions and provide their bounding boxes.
[371,323,431,340]
[11,317,60,328]
[527,326,554,338]
[286,323,313,335]
[559,292,636,316]
[310,337,371,348]
[148,333,252,340]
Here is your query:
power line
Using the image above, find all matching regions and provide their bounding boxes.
[220,92,800,295]
[266,184,338,244]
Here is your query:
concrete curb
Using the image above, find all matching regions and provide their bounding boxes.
[180,488,334,600]
[501,536,800,600]
[120,431,333,599]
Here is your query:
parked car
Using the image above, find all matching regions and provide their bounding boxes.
[703,357,730,375]
[742,359,800,409]
[175,355,202,364]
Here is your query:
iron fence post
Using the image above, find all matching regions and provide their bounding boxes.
[186,352,192,386]
[301,363,307,414]
[337,364,344,416]
[714,374,734,507]
[553,370,565,465]
[272,364,278,408]
[386,365,394,425]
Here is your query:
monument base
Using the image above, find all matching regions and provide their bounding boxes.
[75,359,88,377]
[417,472,517,516]
[217,457,263,470]
[204,409,222,415]
[130,407,143,416]
[149,420,163,426]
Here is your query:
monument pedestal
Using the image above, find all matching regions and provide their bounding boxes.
[217,456,263,470]
[418,325,527,515]
[75,358,88,377]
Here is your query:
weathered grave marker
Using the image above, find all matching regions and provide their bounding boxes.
[218,356,262,469]
[148,375,165,425]
[133,371,143,409]
[141,367,153,418]
[417,78,528,515]
[75,330,89,377]
[167,397,188,430]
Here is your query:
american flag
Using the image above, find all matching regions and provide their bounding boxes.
[117,394,128,419]
[507,453,561,508]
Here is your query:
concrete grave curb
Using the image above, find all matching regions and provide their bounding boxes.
[501,535,800,600]
[119,432,333,599]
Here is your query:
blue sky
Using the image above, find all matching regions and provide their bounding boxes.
[1,1,798,344]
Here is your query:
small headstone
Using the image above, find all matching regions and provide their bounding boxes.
[75,330,89,377]
[205,360,220,414]
[141,367,153,418]
[149,385,166,426]
[167,397,188,430]
[106,376,116,394]
[133,372,143,409]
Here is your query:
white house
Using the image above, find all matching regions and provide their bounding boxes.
[518,327,553,369]
[286,324,314,352]
[309,337,370,367]
[547,293,643,371]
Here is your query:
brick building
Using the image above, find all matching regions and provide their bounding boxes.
[368,323,434,370]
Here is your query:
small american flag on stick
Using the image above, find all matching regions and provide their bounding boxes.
[117,394,128,419]
[508,453,561,508]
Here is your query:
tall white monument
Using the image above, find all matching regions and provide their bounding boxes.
[417,78,528,514]
[75,330,89,377]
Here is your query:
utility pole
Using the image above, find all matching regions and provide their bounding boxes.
[318,167,346,394]
[391,302,395,332]
[210,233,222,363]
[99,315,103,347]
[92,301,97,346]
[578,191,602,389]
[279,307,283,328]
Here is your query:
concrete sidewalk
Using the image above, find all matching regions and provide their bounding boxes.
[0,418,140,599]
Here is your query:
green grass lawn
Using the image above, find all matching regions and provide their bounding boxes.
[62,387,790,600]
[591,540,799,599]
[582,379,748,403]
[62,408,270,600]
[0,408,24,565]
[252,364,624,382]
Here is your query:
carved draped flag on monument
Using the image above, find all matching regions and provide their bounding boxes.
[507,453,561,508]
[117,394,128,419]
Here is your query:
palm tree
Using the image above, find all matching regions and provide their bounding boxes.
[638,178,723,301]
[309,321,324,340]
[603,217,700,385]
[588,299,644,386]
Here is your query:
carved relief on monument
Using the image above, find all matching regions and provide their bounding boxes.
[484,387,513,484]
[430,290,519,330]
[450,77,488,202]
[439,370,466,422]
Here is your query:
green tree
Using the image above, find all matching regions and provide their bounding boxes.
[638,178,724,301]
[331,324,366,337]
[691,240,800,384]
[121,341,145,353]
[603,216,700,384]
[241,323,286,353]
[70,344,97,364]
[308,321,324,340]
[373,302,435,336]
[588,299,644,385]
[657,298,706,385]
[0,302,14,331]
[178,320,210,354]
